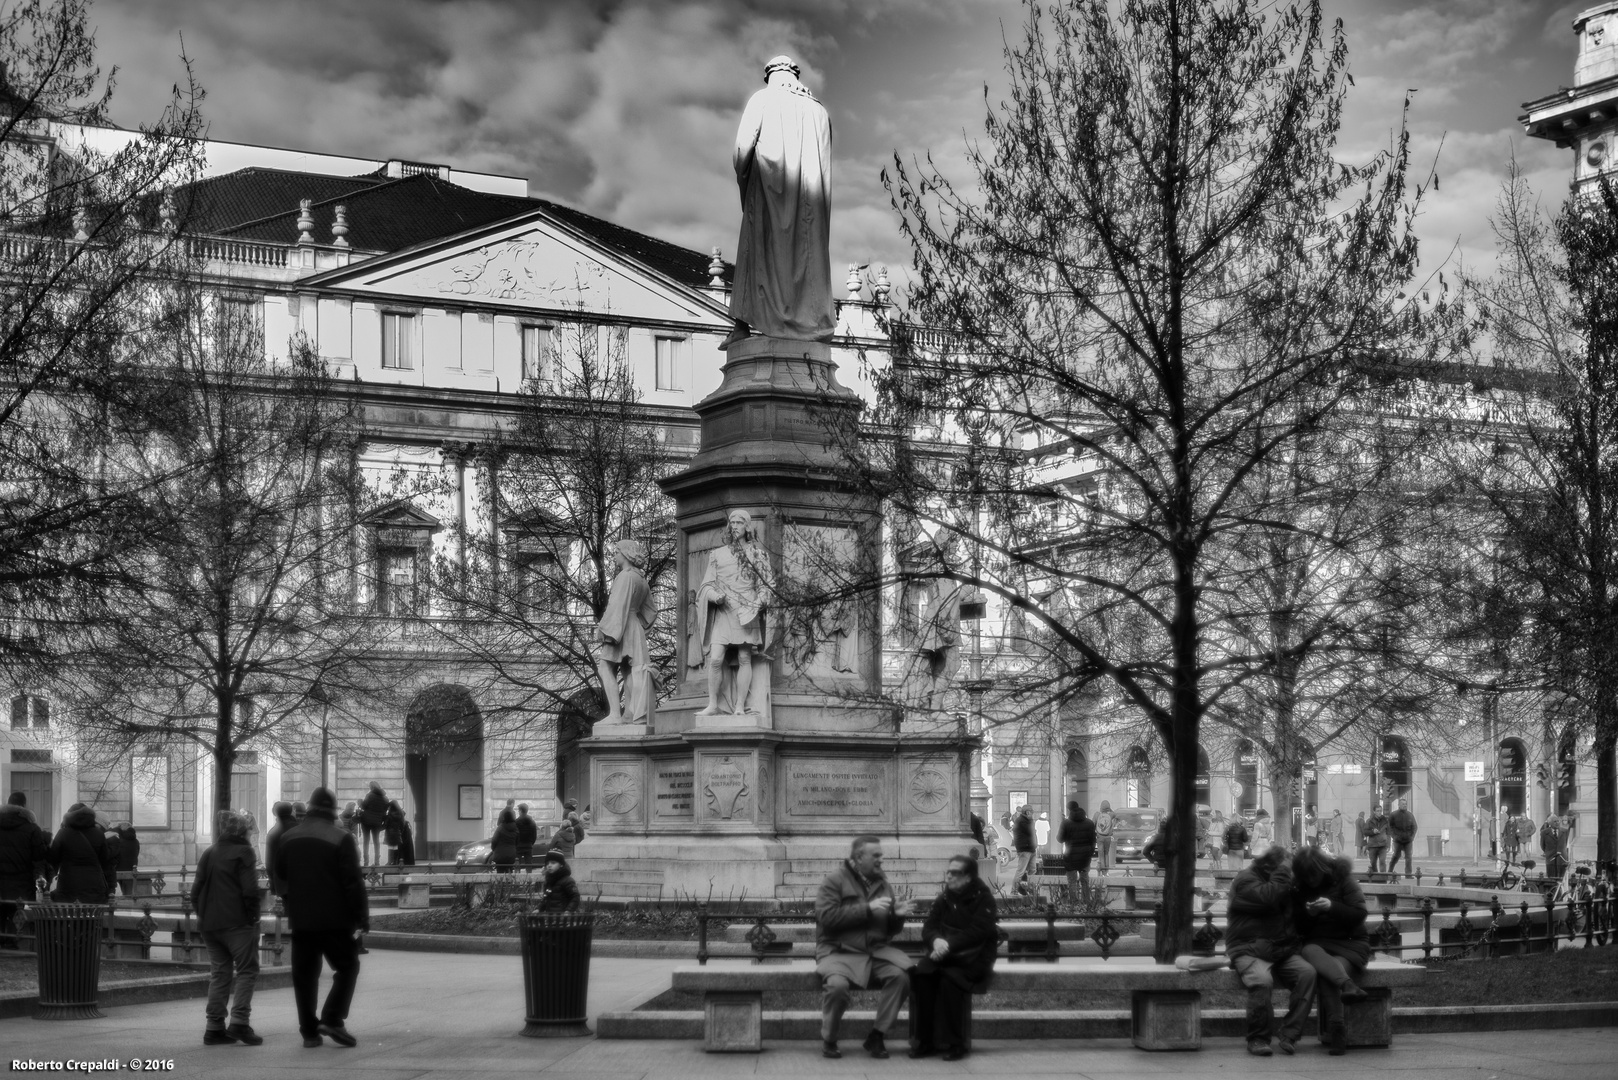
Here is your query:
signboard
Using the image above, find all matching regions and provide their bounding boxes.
[784,760,886,817]
[1464,761,1485,782]
[457,784,484,820]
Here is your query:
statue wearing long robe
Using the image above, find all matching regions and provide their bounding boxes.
[597,556,657,723]
[730,66,834,342]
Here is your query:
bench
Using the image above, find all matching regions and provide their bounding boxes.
[668,959,1422,1053]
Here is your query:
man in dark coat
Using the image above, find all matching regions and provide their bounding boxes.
[908,854,997,1061]
[514,803,539,868]
[1226,845,1316,1056]
[264,802,295,899]
[113,822,140,896]
[1058,802,1098,905]
[814,835,915,1059]
[1,794,50,945]
[358,782,388,867]
[49,803,115,902]
[1011,805,1036,890]
[190,810,264,1045]
[1387,799,1418,879]
[274,787,368,1048]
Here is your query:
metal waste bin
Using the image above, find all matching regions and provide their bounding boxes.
[1426,835,1443,858]
[518,912,594,1037]
[29,903,105,1020]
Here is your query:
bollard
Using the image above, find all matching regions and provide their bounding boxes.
[28,903,105,1020]
[517,912,594,1037]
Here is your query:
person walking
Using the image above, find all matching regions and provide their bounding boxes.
[1011,805,1037,891]
[48,803,115,902]
[515,804,538,868]
[1354,811,1367,858]
[265,803,295,900]
[1222,814,1251,871]
[1095,801,1116,871]
[1292,845,1370,1056]
[1,792,49,947]
[1387,799,1418,879]
[908,854,996,1062]
[1329,809,1346,855]
[1226,845,1316,1057]
[191,810,264,1046]
[1364,807,1390,873]
[814,835,915,1060]
[1058,802,1097,906]
[274,787,368,1049]
[490,809,518,873]
[358,782,388,867]
[537,849,581,912]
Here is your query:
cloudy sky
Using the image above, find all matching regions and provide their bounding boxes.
[92,0,1583,288]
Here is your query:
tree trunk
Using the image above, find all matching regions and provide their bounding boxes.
[1596,727,1616,866]
[211,702,235,834]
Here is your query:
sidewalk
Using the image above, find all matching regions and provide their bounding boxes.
[1,949,1611,1078]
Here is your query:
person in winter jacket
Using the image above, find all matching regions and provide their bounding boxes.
[113,822,140,896]
[48,803,115,903]
[515,803,539,868]
[339,802,360,839]
[1,795,50,945]
[907,854,997,1061]
[1363,807,1391,873]
[1012,805,1037,889]
[1386,799,1418,878]
[190,810,264,1046]
[1251,810,1274,851]
[265,802,295,898]
[1223,815,1251,871]
[814,835,917,1060]
[1142,824,1169,869]
[384,801,414,866]
[490,809,518,873]
[537,849,581,912]
[1095,801,1117,870]
[1058,802,1098,905]
[358,782,389,867]
[1225,845,1316,1057]
[1292,845,1370,1057]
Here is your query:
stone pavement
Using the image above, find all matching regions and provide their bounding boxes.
[1,950,1611,1079]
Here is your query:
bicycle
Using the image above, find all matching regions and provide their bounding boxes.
[1486,855,1537,891]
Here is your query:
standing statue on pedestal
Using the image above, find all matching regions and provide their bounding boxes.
[697,509,775,715]
[726,55,834,346]
[906,538,966,712]
[596,539,658,725]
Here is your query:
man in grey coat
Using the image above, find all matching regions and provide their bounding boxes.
[814,835,915,1060]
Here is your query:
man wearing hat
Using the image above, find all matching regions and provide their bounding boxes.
[274,787,368,1049]
[596,538,657,725]
[191,810,263,1046]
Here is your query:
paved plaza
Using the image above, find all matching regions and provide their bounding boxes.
[1,950,1612,1080]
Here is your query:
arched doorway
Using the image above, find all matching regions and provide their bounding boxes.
[1065,743,1090,815]
[405,685,484,860]
[1126,745,1151,807]
[1497,737,1527,817]
[1234,739,1260,818]
[1379,735,1411,808]
[1557,727,1578,816]
[555,691,597,814]
[1194,745,1211,809]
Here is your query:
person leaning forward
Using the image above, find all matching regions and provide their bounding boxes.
[1226,845,1317,1057]
[273,787,368,1049]
[815,835,916,1060]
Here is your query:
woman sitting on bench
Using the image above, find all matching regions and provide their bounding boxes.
[1293,845,1370,1057]
[908,854,998,1062]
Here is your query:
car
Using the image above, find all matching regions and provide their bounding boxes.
[454,838,493,870]
[1110,807,1166,863]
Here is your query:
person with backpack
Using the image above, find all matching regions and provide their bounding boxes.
[1223,814,1251,871]
[1094,801,1116,871]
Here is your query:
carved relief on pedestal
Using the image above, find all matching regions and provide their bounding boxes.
[907,765,951,815]
[702,755,751,821]
[592,759,645,825]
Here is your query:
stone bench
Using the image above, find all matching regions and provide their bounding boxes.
[667,958,1422,1053]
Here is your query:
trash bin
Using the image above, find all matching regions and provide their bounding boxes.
[29,902,105,1020]
[1426,835,1443,858]
[518,912,593,1037]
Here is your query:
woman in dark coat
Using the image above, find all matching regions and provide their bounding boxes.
[908,854,998,1062]
[385,801,415,866]
[1293,845,1370,1056]
[537,849,581,912]
[1057,802,1098,906]
[490,809,519,873]
[48,804,116,903]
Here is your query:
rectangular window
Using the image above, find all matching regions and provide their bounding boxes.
[655,336,684,391]
[377,548,417,615]
[521,324,552,385]
[382,312,415,370]
[9,695,47,729]
[131,754,171,829]
[217,297,260,358]
[515,552,562,614]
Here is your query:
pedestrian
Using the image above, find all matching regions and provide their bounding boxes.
[814,834,916,1060]
[1292,845,1369,1057]
[113,821,140,896]
[265,802,295,899]
[339,801,360,840]
[385,801,414,866]
[551,812,578,858]
[1058,802,1097,906]
[1329,809,1346,854]
[1226,845,1316,1057]
[190,810,264,1046]
[1364,806,1390,873]
[1387,798,1418,879]
[1034,811,1051,853]
[1194,809,1211,866]
[358,782,388,867]
[1209,810,1227,861]
[1252,809,1274,851]
[490,809,518,873]
[48,803,115,902]
[1142,822,1169,869]
[1501,810,1520,864]
[907,854,996,1062]
[1541,813,1569,880]
[292,801,307,823]
[1354,811,1366,857]
[515,803,538,868]
[1,792,50,947]
[562,798,585,846]
[1222,813,1251,871]
[537,849,581,912]
[1095,801,1116,871]
[273,787,368,1049]
[1011,804,1036,890]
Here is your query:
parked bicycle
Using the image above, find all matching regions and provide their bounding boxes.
[1487,855,1537,891]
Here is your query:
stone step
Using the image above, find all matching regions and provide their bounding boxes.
[786,859,921,872]
[587,869,667,884]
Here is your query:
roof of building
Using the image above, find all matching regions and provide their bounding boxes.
[172,166,729,289]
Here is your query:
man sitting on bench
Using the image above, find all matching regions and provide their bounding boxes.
[1227,845,1316,1057]
[815,835,916,1060]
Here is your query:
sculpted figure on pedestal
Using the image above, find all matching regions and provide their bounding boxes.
[906,536,966,712]
[696,509,775,715]
[595,539,658,724]
[726,55,834,346]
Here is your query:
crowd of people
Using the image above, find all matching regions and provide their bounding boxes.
[0,791,146,935]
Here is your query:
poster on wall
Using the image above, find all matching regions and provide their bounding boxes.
[131,756,170,829]
[458,784,484,820]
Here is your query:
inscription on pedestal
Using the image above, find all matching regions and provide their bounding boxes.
[654,761,695,819]
[784,760,888,817]
[703,755,751,820]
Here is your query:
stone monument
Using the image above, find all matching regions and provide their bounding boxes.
[580,56,973,900]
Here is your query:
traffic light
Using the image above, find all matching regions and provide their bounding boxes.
[1559,758,1577,789]
[1534,761,1549,789]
